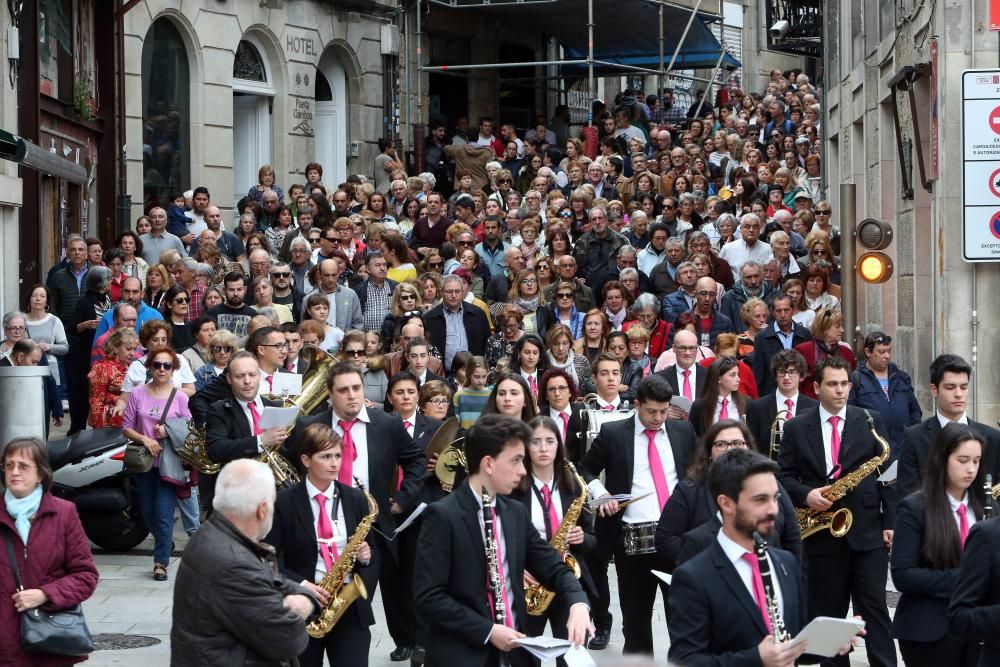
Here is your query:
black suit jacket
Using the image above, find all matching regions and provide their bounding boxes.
[263,480,376,628]
[898,417,1000,496]
[422,302,490,370]
[949,517,1000,664]
[654,364,706,402]
[413,483,589,667]
[205,397,285,464]
[750,324,813,395]
[668,540,806,667]
[745,393,818,455]
[285,408,427,552]
[777,405,897,555]
[540,402,586,463]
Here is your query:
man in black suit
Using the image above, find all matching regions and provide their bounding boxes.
[423,274,490,374]
[746,349,817,455]
[668,449,812,666]
[285,361,427,661]
[751,293,812,395]
[413,414,592,667]
[654,329,706,420]
[204,352,288,509]
[578,374,698,656]
[898,354,1000,496]
[778,356,897,667]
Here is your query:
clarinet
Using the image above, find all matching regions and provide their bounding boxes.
[985,474,994,520]
[753,531,790,643]
[482,486,506,626]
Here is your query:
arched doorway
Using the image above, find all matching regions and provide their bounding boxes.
[315,49,348,188]
[232,38,274,204]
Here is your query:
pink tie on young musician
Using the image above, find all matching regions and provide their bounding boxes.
[644,429,670,510]
[742,553,773,633]
[828,415,842,479]
[338,418,359,484]
[957,503,970,548]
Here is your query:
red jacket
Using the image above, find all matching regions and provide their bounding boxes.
[623,318,670,359]
[0,492,99,667]
[698,357,759,399]
[794,340,857,399]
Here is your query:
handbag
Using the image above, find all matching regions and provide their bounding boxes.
[2,527,94,656]
[123,387,177,474]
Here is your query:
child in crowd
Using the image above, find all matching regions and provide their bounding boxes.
[452,356,492,429]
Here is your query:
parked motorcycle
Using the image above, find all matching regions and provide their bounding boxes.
[48,428,149,551]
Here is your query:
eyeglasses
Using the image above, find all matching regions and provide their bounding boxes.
[811,249,827,255]
[521,278,537,285]
[271,272,291,278]
[529,439,559,450]
[400,294,416,300]
[344,349,365,357]
[712,439,747,450]
[815,209,831,215]
[4,326,25,333]
[498,179,512,184]
[262,342,290,350]
[323,236,338,242]
[695,290,716,298]
[309,237,322,244]
[547,385,570,393]
[674,345,697,352]
[354,221,366,227]
[2,462,36,472]
[427,398,450,406]
[663,204,676,210]
[556,292,573,299]
[173,297,189,304]
[292,248,310,254]
[150,361,175,371]
[868,334,892,347]
[776,368,800,377]
[211,345,234,353]
[458,240,475,247]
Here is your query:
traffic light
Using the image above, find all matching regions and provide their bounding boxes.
[856,218,893,284]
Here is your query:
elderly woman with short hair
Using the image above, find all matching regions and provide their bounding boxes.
[622,292,670,359]
[486,304,525,369]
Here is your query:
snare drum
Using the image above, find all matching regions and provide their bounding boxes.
[622,521,657,556]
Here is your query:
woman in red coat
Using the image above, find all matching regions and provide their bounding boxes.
[1,436,99,667]
[793,307,857,399]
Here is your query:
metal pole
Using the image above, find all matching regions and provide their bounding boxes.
[403,7,410,160]
[587,0,595,105]
[416,0,423,122]
[664,0,702,76]
[840,183,858,353]
[658,3,664,99]
[691,47,726,118]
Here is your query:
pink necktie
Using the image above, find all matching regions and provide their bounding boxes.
[828,415,842,479]
[396,420,413,491]
[338,419,358,484]
[487,505,514,628]
[527,375,537,397]
[267,374,274,392]
[559,412,570,443]
[603,404,614,411]
[958,503,970,548]
[741,553,774,633]
[248,402,262,435]
[644,429,670,510]
[785,398,795,417]
[315,493,339,570]
[719,397,730,420]
[541,485,561,540]
[682,369,693,400]
[403,420,412,431]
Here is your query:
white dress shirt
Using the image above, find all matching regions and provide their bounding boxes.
[775,391,800,418]
[530,475,563,539]
[818,404,848,475]
[304,477,347,584]
[719,239,774,280]
[400,410,418,437]
[595,395,621,411]
[235,396,266,452]
[937,411,969,428]
[713,393,742,423]
[674,364,697,400]
[333,405,372,488]
[948,491,978,535]
[717,529,784,618]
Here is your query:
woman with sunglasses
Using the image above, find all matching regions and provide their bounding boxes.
[654,419,801,572]
[180,315,216,374]
[689,357,750,438]
[193,329,237,391]
[122,345,194,580]
[798,232,841,284]
[379,283,423,353]
[162,285,194,352]
[336,330,387,410]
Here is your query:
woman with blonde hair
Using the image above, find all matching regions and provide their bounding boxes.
[774,166,803,207]
[88,328,139,428]
[574,309,610,365]
[143,263,171,310]
[736,297,769,362]
[193,328,237,390]
[793,308,857,398]
[379,282,423,353]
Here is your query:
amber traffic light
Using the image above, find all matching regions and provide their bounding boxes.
[856,219,894,284]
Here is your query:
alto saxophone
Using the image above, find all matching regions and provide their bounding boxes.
[796,409,891,539]
[525,462,588,616]
[306,477,379,638]
[753,532,790,642]
[769,409,791,461]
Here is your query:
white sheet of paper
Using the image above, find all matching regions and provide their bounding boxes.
[650,569,672,585]
[563,644,597,667]
[258,406,301,430]
[877,460,898,483]
[589,494,632,508]
[513,636,572,660]
[270,373,302,397]
[789,616,865,657]
[671,396,693,412]
[394,503,427,535]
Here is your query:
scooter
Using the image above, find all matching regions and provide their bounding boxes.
[48,428,149,551]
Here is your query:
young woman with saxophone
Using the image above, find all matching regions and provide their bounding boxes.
[892,423,983,667]
[509,416,596,666]
[264,423,375,667]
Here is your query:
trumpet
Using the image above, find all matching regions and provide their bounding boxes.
[768,409,791,461]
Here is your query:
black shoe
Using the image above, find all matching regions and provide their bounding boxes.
[589,628,611,650]
[409,646,426,666]
[390,646,414,662]
[153,564,168,582]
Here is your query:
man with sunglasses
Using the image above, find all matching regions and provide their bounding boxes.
[269,261,303,323]
[354,252,397,333]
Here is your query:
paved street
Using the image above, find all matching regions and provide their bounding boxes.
[81,516,901,666]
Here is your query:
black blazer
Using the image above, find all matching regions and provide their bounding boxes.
[654,363,706,401]
[745,393,818,455]
[898,417,1000,497]
[750,324,813,395]
[205,396,285,464]
[688,393,750,438]
[578,416,697,554]
[412,484,589,667]
[285,408,427,550]
[667,540,806,666]
[777,405,897,555]
[891,494,967,643]
[540,402,586,463]
[263,480,376,627]
[422,302,490,367]
[948,517,1000,664]
[655,478,802,573]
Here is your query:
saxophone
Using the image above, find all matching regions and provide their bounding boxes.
[753,531,790,642]
[525,462,588,616]
[796,409,891,539]
[306,477,379,638]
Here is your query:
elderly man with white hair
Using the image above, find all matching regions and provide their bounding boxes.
[719,213,773,280]
[171,459,318,666]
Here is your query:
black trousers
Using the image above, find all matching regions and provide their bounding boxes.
[378,515,419,650]
[523,597,572,667]
[582,550,613,631]
[298,608,371,667]
[66,355,90,435]
[612,546,669,656]
[898,637,979,667]
[806,542,896,667]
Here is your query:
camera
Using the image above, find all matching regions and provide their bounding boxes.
[769,20,790,39]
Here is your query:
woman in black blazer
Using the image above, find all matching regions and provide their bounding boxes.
[689,357,749,438]
[655,419,802,572]
[264,423,375,667]
[508,416,595,666]
[891,423,984,667]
